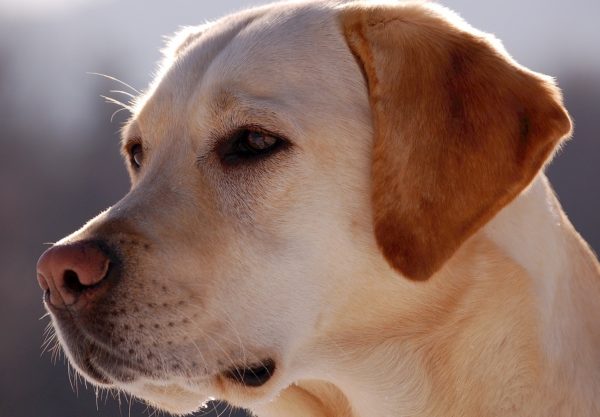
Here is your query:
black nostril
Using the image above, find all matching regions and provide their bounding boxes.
[63,269,86,293]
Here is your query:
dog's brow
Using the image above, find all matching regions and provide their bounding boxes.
[207,98,299,150]
[212,90,238,113]
[120,121,140,146]
[210,90,287,116]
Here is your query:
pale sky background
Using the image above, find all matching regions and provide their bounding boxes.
[0,0,598,136]
[0,0,105,17]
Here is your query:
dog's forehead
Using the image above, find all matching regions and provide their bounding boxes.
[128,1,367,145]
[199,3,342,92]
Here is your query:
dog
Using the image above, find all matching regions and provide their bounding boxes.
[36,1,600,416]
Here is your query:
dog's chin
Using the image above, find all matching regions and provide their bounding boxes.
[119,360,281,415]
[113,360,279,415]
[63,341,212,415]
[122,380,209,415]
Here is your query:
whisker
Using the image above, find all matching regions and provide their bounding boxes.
[41,332,57,354]
[128,391,133,417]
[110,89,137,99]
[101,95,133,111]
[211,401,221,417]
[42,321,54,336]
[41,332,53,347]
[87,72,141,94]
[67,361,76,394]
[210,303,250,371]
[217,401,231,417]
[171,306,239,373]
[111,107,130,123]
[41,333,57,356]
[50,340,62,364]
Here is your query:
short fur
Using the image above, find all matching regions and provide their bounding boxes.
[40,1,599,416]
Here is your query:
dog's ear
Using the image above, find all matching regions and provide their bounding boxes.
[340,4,571,280]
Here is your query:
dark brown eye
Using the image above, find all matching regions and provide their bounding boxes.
[218,129,286,166]
[130,143,143,168]
[246,131,278,151]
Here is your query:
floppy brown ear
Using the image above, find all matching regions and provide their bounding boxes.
[340,3,571,280]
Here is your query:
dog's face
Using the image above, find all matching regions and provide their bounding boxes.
[37,1,570,414]
[41,4,375,411]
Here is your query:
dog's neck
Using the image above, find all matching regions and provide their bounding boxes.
[484,175,600,359]
[255,175,600,417]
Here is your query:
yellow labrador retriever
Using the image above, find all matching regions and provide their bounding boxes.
[36,1,600,416]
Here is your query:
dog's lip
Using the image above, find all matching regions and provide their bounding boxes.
[222,358,276,388]
[78,338,154,383]
[69,339,140,385]
[45,310,146,385]
[83,346,143,384]
[80,354,112,385]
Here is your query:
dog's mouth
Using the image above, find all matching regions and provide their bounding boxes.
[47,310,153,386]
[48,296,277,391]
[53,309,277,390]
[65,337,143,386]
[77,351,113,385]
[223,358,276,387]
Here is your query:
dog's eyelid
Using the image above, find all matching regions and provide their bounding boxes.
[122,137,144,169]
[213,125,291,167]
[123,137,142,152]
[221,125,288,143]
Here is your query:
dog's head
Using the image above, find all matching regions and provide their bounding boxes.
[36,1,570,413]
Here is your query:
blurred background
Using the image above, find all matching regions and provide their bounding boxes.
[0,0,598,416]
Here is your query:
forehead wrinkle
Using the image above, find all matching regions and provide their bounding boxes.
[193,90,301,148]
[208,90,289,116]
[200,4,358,112]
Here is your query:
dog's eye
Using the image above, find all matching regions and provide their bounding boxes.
[218,129,285,166]
[130,144,143,168]
[246,131,278,151]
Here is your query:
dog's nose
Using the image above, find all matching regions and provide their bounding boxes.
[36,241,112,309]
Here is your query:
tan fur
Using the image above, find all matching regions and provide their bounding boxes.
[342,3,572,280]
[42,1,599,416]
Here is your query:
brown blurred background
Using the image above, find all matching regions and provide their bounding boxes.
[0,0,598,416]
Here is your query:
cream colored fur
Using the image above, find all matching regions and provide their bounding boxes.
[49,1,599,416]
